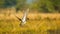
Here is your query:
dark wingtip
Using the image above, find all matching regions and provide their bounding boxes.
[27,18,29,20]
[15,15,22,21]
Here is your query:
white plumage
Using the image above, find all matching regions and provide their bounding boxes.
[15,8,29,26]
[21,8,29,26]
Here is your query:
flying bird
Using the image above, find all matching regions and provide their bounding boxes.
[15,8,29,26]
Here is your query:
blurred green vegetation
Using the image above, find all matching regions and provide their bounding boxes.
[0,0,60,13]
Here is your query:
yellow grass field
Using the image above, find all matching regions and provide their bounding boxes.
[0,12,60,34]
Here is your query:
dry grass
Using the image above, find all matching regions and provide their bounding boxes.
[0,12,60,34]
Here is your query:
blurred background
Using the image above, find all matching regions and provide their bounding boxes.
[0,0,60,13]
[0,0,60,34]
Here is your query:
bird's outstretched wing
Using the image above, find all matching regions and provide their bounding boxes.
[15,15,22,21]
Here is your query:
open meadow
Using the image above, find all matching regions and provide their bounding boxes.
[0,12,60,34]
[0,0,60,34]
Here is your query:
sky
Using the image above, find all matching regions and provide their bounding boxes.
[26,0,33,4]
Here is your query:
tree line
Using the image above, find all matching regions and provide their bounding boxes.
[0,0,60,13]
